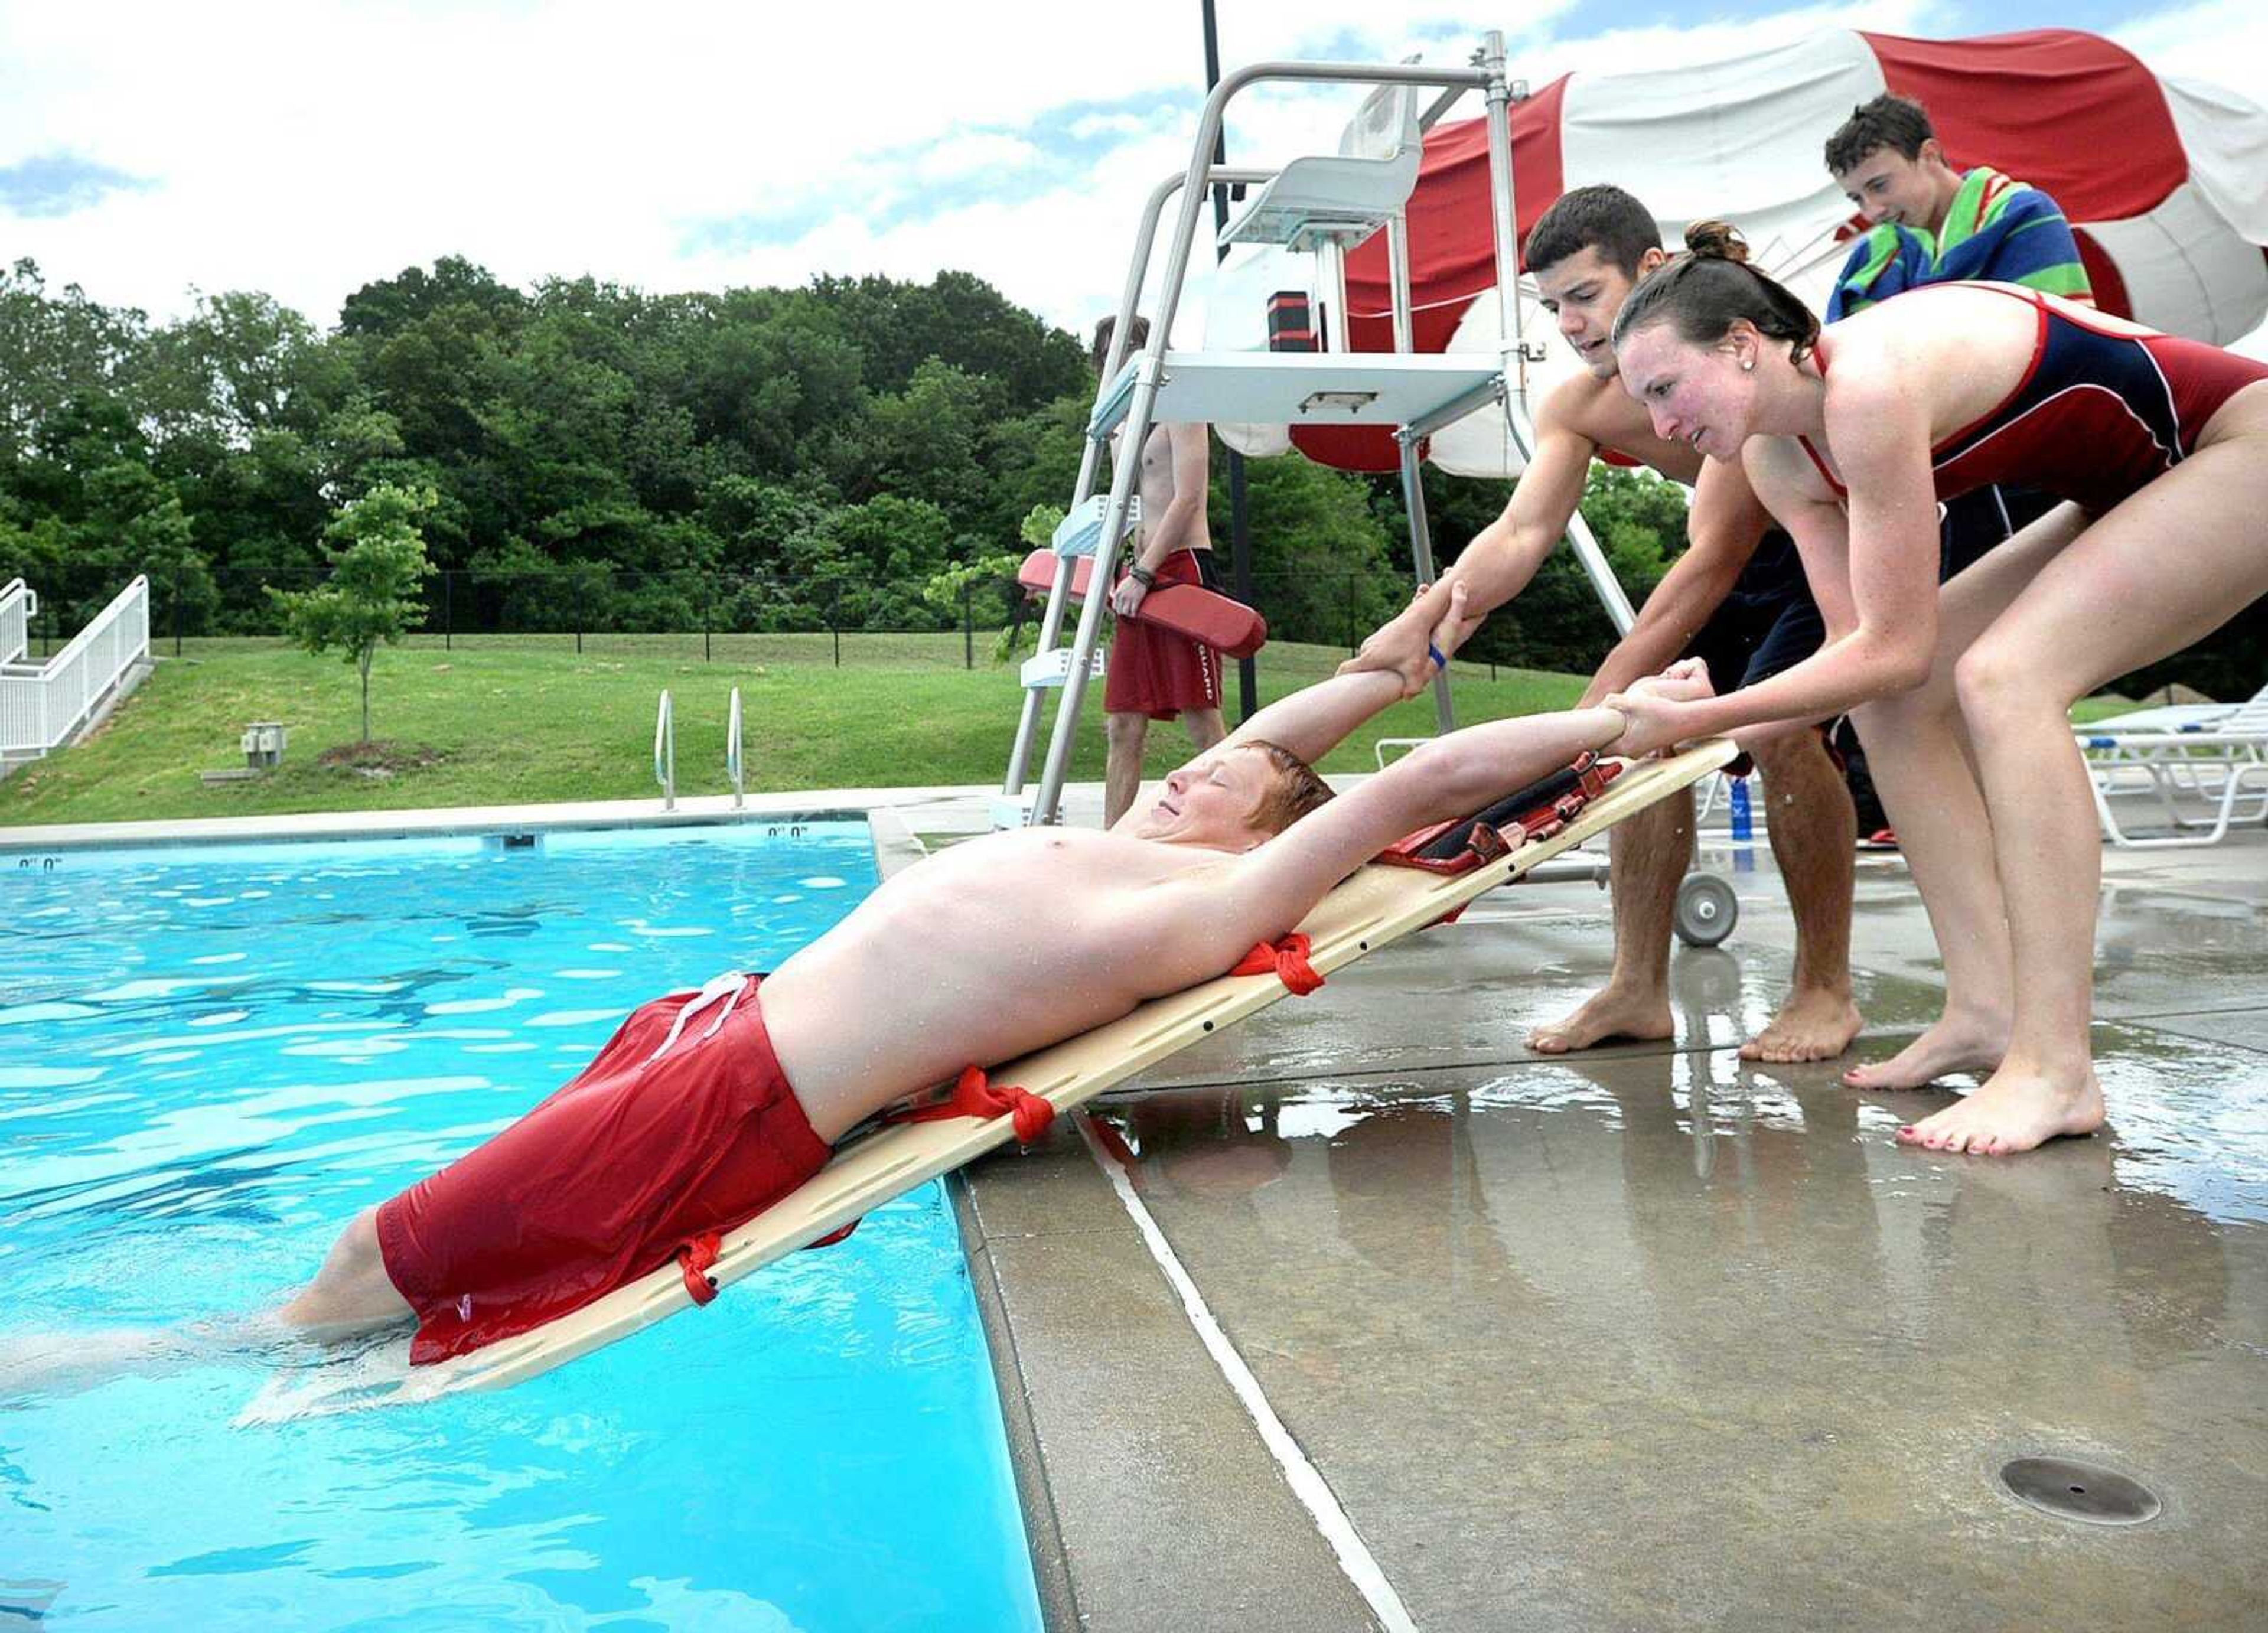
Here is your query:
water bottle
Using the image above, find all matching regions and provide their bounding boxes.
[1729,775,1754,872]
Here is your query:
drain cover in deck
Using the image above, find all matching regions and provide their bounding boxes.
[1998,1457,2161,1526]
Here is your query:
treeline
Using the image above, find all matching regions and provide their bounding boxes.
[0,251,1689,672]
[4,253,2251,695]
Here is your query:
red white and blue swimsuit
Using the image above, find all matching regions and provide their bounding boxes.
[1799,285,2268,515]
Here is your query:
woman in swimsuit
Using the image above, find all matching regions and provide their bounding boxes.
[1601,222,2268,1156]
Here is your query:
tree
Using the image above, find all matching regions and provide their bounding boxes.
[1234,451,1405,648]
[0,258,149,465]
[269,484,437,742]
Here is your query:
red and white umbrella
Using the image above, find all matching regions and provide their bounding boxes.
[1208,28,2268,477]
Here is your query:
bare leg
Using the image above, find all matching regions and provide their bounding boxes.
[276,1208,414,1339]
[1528,786,1687,1053]
[1905,409,2268,1154]
[0,1325,193,1400]
[1103,710,1150,828]
[1739,728,1862,1062]
[2,1210,409,1401]
[1178,705,1228,755]
[1840,509,2088,1090]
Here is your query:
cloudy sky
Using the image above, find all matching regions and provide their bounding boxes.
[2,0,2263,335]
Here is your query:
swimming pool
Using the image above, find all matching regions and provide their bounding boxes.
[1,823,1044,1632]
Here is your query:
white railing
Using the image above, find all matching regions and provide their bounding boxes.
[653,689,676,810]
[727,685,745,810]
[0,576,149,760]
[0,578,34,666]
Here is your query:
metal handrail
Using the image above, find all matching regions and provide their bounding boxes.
[997,161,1275,804]
[0,575,148,759]
[653,689,674,810]
[726,686,744,810]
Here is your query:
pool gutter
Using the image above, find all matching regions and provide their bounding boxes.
[0,791,915,856]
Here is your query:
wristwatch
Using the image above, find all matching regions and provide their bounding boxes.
[1129,565,1156,588]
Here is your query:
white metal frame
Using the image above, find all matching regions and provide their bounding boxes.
[1003,35,1650,827]
[728,685,745,810]
[0,578,34,667]
[2077,694,2268,848]
[653,689,675,811]
[0,575,149,761]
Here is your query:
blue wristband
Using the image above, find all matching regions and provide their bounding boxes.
[1427,643,1447,672]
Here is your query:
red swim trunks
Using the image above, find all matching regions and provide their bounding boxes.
[1104,549,1225,720]
[376,973,830,1364]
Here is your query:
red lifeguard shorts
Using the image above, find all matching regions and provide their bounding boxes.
[1104,549,1225,720]
[375,974,830,1364]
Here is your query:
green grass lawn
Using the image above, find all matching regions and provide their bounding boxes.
[1,631,2153,829]
[0,638,1588,826]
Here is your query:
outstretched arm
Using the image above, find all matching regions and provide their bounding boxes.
[1123,700,1637,986]
[1106,586,1474,835]
[1606,400,1938,755]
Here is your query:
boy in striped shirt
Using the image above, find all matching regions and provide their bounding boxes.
[1824,93,2092,321]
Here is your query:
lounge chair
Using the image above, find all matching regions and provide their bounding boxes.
[2075,685,2268,848]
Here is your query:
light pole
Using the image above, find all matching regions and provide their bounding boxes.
[1200,0,1259,723]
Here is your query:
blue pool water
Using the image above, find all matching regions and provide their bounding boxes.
[1,824,1042,1632]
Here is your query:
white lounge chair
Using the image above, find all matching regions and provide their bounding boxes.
[2075,684,2268,848]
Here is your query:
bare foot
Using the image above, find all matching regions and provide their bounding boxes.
[1740,986,1862,1063]
[1895,1067,2105,1155]
[1840,1011,2009,1090]
[1529,985,1673,1054]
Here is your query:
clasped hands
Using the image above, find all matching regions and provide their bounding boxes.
[1337,581,1484,697]
[1599,657,1715,757]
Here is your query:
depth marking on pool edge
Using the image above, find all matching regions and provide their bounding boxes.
[1075,1112,1420,1633]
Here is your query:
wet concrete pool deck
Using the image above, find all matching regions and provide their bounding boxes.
[926,801,2268,1631]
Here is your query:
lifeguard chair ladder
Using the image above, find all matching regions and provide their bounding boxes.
[997,31,1637,832]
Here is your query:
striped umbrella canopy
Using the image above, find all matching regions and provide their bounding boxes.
[1206,28,2268,476]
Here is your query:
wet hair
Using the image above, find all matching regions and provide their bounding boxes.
[1091,314,1150,377]
[1610,220,1820,366]
[1523,184,1661,279]
[1824,93,1935,175]
[1244,739,1335,836]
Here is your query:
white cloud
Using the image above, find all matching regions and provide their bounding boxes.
[912,132,1042,185]
[1,0,2262,347]
[2113,0,2268,89]
[1068,112,1155,142]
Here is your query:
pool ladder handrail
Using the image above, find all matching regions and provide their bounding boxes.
[727,686,745,810]
[654,689,675,810]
